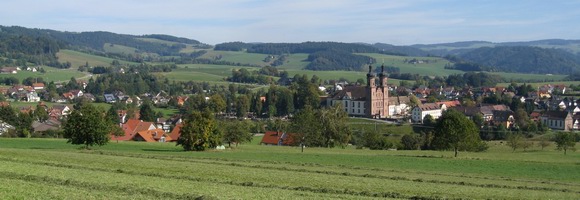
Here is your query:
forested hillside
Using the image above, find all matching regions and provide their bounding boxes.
[0,29,65,67]
[372,43,429,56]
[457,46,580,74]
[0,26,210,57]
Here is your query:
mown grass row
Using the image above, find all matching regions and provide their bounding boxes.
[1,148,578,199]
[75,150,579,193]
[0,156,414,199]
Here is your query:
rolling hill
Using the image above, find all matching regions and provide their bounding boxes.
[457,46,580,74]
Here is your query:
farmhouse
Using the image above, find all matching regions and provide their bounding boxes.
[0,67,18,74]
[32,83,45,90]
[260,131,296,146]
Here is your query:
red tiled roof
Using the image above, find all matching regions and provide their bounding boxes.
[168,124,182,142]
[134,128,169,142]
[32,83,45,88]
[436,100,461,108]
[260,131,296,146]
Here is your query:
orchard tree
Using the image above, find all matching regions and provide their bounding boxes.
[177,110,222,151]
[554,132,576,155]
[506,132,524,152]
[221,120,253,147]
[63,103,110,149]
[432,109,484,157]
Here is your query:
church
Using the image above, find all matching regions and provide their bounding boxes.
[326,64,390,118]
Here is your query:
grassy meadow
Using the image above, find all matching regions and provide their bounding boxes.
[0,67,86,83]
[56,50,138,69]
[0,138,578,199]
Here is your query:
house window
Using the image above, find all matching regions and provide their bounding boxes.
[352,102,355,107]
[352,109,355,113]
[358,102,360,107]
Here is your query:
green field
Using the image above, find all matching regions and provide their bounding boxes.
[0,68,86,83]
[57,50,138,69]
[199,50,271,66]
[0,138,578,199]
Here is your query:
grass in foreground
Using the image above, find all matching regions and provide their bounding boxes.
[0,138,578,199]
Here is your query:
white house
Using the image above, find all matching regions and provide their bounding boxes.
[388,96,410,117]
[411,103,447,123]
[326,86,366,116]
[26,92,41,102]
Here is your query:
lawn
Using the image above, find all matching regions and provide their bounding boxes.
[0,138,578,199]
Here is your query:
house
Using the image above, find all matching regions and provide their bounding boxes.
[411,103,447,123]
[49,105,71,119]
[387,96,410,117]
[26,92,41,102]
[540,111,573,131]
[155,117,182,133]
[435,100,461,108]
[492,110,515,129]
[0,120,15,135]
[111,119,156,141]
[260,131,296,146]
[70,90,84,98]
[326,86,367,117]
[104,94,116,103]
[0,67,18,74]
[168,124,182,142]
[19,106,35,114]
[32,83,45,90]
[63,92,75,100]
[80,93,96,102]
[134,129,171,142]
[32,119,61,133]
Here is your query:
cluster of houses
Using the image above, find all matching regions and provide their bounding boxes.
[0,80,95,103]
[0,101,70,135]
[323,70,577,132]
[110,118,183,143]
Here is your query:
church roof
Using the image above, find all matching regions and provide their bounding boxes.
[329,86,366,101]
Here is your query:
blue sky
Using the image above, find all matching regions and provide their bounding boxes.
[2,0,580,45]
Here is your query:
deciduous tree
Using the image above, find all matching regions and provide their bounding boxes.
[432,109,483,157]
[177,110,222,151]
[554,132,576,155]
[63,103,110,149]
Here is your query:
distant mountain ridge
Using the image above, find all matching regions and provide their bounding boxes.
[411,39,580,56]
[2,25,580,75]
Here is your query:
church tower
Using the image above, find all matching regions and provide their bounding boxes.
[365,64,389,118]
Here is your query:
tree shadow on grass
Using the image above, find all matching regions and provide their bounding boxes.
[29,147,55,150]
[141,148,182,152]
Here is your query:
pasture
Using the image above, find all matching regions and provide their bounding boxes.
[0,138,578,199]
[0,68,85,83]
[56,50,138,69]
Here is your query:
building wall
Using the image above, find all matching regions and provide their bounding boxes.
[330,99,366,116]
[411,107,442,123]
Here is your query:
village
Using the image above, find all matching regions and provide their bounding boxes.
[0,66,577,146]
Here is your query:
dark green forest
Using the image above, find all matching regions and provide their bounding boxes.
[457,46,580,74]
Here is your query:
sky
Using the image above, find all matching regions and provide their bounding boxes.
[2,0,580,45]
